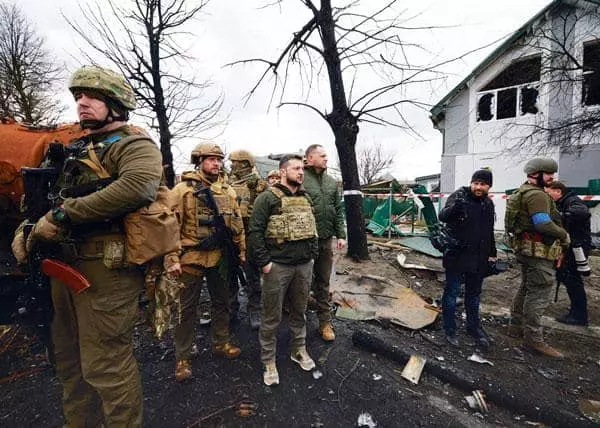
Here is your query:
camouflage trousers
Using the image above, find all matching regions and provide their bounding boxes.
[51,256,143,428]
[510,254,555,343]
[311,237,334,323]
[175,267,232,360]
[260,261,313,364]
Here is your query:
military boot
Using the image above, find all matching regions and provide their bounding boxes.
[523,341,565,359]
[213,342,241,359]
[175,359,192,382]
[319,322,335,342]
[263,360,279,386]
[291,347,315,371]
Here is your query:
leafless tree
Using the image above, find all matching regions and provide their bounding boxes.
[357,142,395,185]
[65,0,224,187]
[501,2,600,154]
[232,0,456,259]
[0,2,64,125]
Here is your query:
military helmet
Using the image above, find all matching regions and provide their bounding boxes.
[190,142,224,164]
[523,157,558,175]
[69,66,136,110]
[229,149,256,167]
[267,169,281,179]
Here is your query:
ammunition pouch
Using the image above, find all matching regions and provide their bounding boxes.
[512,232,563,261]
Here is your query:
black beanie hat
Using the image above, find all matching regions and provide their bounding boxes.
[471,168,492,186]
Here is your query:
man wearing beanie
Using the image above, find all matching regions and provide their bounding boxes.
[438,168,497,349]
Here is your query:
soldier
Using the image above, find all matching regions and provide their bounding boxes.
[545,181,591,326]
[12,66,163,426]
[303,144,346,342]
[228,149,266,329]
[266,169,281,187]
[505,158,570,359]
[248,154,319,386]
[167,142,245,382]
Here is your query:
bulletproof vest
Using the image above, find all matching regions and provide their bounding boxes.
[266,187,317,243]
[505,184,563,260]
[186,180,241,242]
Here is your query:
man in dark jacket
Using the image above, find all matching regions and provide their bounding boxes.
[303,144,346,342]
[438,169,496,348]
[248,154,319,386]
[545,181,591,326]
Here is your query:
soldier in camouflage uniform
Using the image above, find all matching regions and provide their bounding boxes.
[505,158,570,359]
[248,154,319,386]
[228,150,266,329]
[167,143,245,381]
[12,66,163,426]
[266,169,281,187]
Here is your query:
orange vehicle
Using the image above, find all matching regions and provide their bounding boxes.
[0,117,87,235]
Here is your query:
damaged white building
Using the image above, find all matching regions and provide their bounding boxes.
[430,0,600,231]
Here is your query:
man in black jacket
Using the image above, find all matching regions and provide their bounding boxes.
[545,181,591,326]
[439,169,497,348]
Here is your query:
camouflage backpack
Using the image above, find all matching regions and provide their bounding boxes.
[504,191,523,237]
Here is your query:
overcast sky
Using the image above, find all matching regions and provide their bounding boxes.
[18,0,551,179]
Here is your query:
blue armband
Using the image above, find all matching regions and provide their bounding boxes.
[531,212,551,225]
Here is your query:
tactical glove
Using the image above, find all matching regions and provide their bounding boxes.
[11,229,28,264]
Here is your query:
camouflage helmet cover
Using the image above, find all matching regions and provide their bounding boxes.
[190,142,224,164]
[69,66,136,110]
[229,149,256,167]
[523,157,558,175]
[267,169,281,179]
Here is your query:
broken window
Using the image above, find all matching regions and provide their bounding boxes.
[520,86,539,115]
[477,93,494,121]
[482,56,541,91]
[477,55,541,121]
[583,41,600,106]
[497,88,517,119]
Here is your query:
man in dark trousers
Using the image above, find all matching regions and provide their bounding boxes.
[438,169,496,349]
[545,181,591,326]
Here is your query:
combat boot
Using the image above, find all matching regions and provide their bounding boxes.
[263,360,279,386]
[175,359,192,382]
[319,322,335,342]
[291,347,316,371]
[213,342,241,359]
[523,341,565,359]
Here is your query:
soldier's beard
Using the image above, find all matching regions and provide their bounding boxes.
[286,177,302,188]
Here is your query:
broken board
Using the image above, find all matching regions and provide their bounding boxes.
[331,274,439,329]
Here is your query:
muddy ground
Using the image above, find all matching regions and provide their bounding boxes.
[1,245,599,427]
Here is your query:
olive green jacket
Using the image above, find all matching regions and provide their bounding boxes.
[248,184,318,267]
[62,125,163,224]
[302,166,346,240]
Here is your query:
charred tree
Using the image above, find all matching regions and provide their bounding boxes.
[66,0,224,187]
[233,0,451,259]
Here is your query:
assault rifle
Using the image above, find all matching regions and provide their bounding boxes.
[193,182,247,289]
[16,143,90,357]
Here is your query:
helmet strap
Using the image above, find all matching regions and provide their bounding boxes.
[79,99,129,130]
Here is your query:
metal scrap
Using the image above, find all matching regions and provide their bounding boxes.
[465,390,488,413]
[467,354,494,366]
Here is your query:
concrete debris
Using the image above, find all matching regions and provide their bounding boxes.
[465,390,488,413]
[467,354,494,366]
[396,253,444,273]
[357,412,377,428]
[312,370,323,380]
[401,355,426,385]
[372,373,382,381]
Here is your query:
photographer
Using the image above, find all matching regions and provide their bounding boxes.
[545,181,591,326]
[438,169,496,348]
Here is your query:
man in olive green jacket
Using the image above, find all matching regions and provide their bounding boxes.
[248,154,319,386]
[303,144,346,341]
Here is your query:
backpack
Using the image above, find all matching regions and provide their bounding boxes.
[504,190,524,237]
